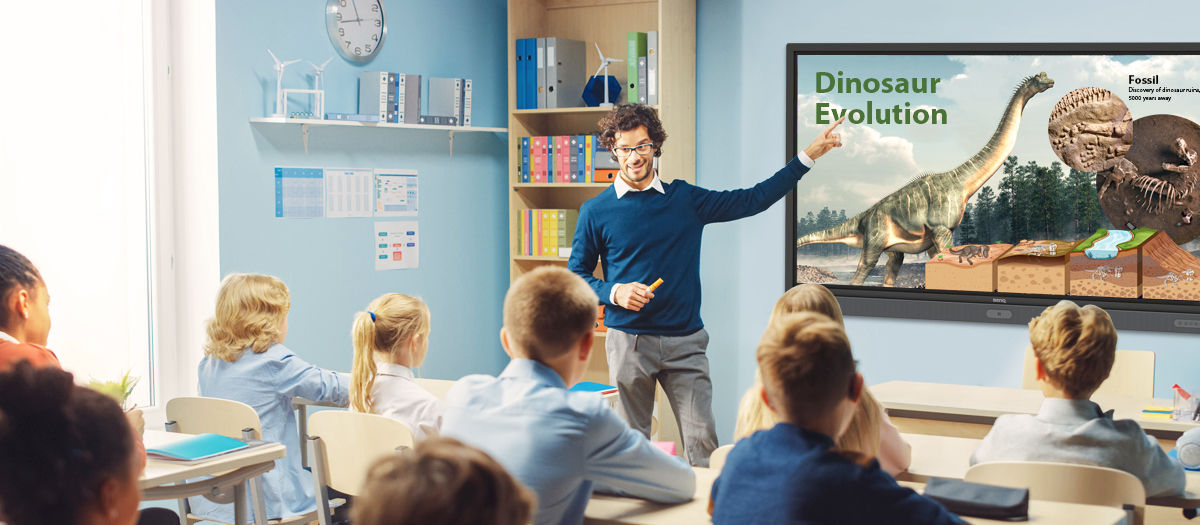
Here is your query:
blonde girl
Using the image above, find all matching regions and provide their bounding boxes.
[350,293,440,439]
[193,273,349,523]
[733,283,911,475]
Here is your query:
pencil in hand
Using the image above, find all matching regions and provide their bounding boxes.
[648,278,664,292]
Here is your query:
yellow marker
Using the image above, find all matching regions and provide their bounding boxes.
[648,278,664,291]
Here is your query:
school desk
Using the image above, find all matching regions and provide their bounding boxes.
[141,430,287,525]
[582,465,1125,524]
[897,432,1200,512]
[874,380,1197,446]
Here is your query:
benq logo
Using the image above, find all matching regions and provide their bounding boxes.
[992,298,1007,304]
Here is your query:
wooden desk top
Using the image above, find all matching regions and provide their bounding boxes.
[898,432,1200,509]
[584,464,1125,524]
[874,380,1198,438]
[140,430,286,490]
[585,467,717,524]
[896,481,1126,524]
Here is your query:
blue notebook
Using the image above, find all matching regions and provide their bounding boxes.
[570,381,618,395]
[147,433,249,461]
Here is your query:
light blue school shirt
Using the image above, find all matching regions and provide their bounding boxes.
[971,397,1185,497]
[442,359,696,525]
[190,343,349,522]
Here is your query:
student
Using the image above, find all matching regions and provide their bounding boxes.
[0,361,142,525]
[352,436,535,525]
[0,244,60,369]
[349,293,441,439]
[732,283,912,475]
[442,266,695,525]
[191,273,349,522]
[711,312,962,524]
[970,300,1185,497]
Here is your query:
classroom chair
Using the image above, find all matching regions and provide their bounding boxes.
[1021,347,1155,398]
[965,460,1145,525]
[307,410,415,525]
[165,396,326,525]
[708,444,734,471]
[413,377,456,400]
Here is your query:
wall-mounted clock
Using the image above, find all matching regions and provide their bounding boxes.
[326,0,386,63]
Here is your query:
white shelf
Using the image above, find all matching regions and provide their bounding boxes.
[250,117,506,133]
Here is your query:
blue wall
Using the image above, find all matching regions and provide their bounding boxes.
[696,0,1200,443]
[215,0,509,379]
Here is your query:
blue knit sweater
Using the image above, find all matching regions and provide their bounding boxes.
[567,158,810,335]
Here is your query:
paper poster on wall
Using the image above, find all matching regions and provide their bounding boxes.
[324,168,374,218]
[274,167,324,218]
[374,221,419,270]
[374,169,419,216]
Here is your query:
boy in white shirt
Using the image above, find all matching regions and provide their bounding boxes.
[971,300,1184,496]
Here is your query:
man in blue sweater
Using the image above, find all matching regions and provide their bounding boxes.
[568,104,844,466]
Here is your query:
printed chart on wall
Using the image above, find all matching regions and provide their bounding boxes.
[375,169,419,216]
[325,168,374,218]
[375,221,419,270]
[275,167,324,218]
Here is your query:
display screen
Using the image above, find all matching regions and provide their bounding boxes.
[785,44,1200,331]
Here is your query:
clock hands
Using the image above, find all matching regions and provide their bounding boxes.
[349,0,363,26]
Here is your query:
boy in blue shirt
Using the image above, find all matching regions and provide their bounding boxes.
[442,266,695,525]
[711,312,962,524]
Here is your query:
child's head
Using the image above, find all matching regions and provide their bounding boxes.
[756,311,862,438]
[350,293,431,413]
[501,267,597,383]
[0,361,142,525]
[352,436,535,525]
[770,283,844,326]
[1029,300,1117,399]
[205,273,290,362]
[0,245,50,345]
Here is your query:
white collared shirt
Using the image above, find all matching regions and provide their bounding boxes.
[0,330,18,344]
[367,362,442,440]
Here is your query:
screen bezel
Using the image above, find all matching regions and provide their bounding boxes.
[784,42,1200,334]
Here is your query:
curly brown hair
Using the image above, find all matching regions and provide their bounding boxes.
[597,104,668,159]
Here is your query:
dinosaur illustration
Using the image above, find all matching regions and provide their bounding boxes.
[796,72,1055,285]
[948,244,990,265]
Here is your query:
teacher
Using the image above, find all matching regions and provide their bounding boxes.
[568,104,844,466]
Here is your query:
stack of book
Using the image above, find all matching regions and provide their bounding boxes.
[517,209,578,258]
[515,37,587,109]
[519,135,621,183]
[358,73,473,126]
[627,31,658,105]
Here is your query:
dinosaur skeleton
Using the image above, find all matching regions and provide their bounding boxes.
[1099,138,1199,215]
[1085,265,1123,282]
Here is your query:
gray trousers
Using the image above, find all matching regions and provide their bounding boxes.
[605,327,719,467]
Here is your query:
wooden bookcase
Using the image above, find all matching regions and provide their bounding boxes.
[506,0,696,445]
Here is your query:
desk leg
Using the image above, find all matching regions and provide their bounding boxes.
[233,482,247,525]
[298,404,308,468]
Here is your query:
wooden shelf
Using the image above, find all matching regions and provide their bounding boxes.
[512,105,657,116]
[514,183,611,189]
[512,255,570,262]
[250,117,507,133]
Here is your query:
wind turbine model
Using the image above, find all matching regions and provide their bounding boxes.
[268,49,301,117]
[592,42,623,107]
[307,57,333,92]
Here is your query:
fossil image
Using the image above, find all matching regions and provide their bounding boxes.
[1096,114,1200,244]
[1048,87,1133,173]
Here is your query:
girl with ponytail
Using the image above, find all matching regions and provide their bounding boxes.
[349,293,439,439]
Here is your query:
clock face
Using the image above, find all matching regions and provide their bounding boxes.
[326,0,386,63]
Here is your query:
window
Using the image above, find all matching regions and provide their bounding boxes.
[0,1,157,407]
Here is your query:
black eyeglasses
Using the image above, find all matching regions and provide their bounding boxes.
[612,143,656,157]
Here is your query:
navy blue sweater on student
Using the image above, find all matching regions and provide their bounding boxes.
[568,158,810,335]
[711,423,964,525]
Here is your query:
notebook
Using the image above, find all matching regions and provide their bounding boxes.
[146,433,250,462]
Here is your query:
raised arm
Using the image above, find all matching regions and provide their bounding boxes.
[692,117,843,224]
